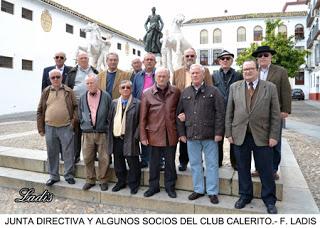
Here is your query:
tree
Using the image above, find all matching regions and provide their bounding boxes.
[236,19,308,78]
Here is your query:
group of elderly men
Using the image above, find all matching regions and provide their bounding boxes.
[37,44,291,214]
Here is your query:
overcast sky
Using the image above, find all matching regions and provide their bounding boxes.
[53,0,307,39]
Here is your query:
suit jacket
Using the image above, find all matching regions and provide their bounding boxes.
[132,69,156,99]
[97,69,131,99]
[225,80,281,147]
[65,65,99,89]
[264,64,291,114]
[172,66,213,91]
[41,65,71,91]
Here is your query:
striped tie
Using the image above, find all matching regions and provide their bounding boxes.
[248,82,254,97]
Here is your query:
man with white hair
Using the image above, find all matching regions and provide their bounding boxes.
[78,73,112,191]
[37,69,77,186]
[130,58,143,82]
[140,67,180,198]
[177,64,225,204]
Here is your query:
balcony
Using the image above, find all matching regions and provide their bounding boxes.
[306,9,315,28]
[307,20,320,48]
[307,0,320,27]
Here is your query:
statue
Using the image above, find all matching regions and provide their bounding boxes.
[161,14,192,72]
[143,7,164,54]
[75,23,112,71]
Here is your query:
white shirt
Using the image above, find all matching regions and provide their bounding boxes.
[246,78,259,90]
[259,64,270,81]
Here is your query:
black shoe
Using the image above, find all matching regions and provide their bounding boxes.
[167,190,177,198]
[112,183,126,192]
[130,188,138,194]
[188,192,205,200]
[140,162,148,169]
[178,164,187,171]
[267,204,278,214]
[75,157,80,163]
[144,188,160,197]
[160,165,165,172]
[209,195,219,204]
[46,179,59,186]
[66,178,75,184]
[234,198,252,209]
[82,183,95,191]
[100,183,108,191]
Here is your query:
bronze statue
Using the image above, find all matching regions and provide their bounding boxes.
[143,7,164,54]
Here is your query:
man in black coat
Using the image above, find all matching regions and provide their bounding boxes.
[212,50,242,169]
[41,51,71,91]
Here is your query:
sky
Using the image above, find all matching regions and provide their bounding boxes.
[54,0,307,40]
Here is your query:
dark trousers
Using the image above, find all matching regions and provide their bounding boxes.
[178,141,189,165]
[74,121,81,161]
[140,144,150,166]
[149,145,177,192]
[273,119,283,173]
[234,133,276,206]
[113,138,141,191]
[218,139,236,167]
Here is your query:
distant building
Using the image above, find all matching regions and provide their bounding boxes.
[182,11,310,98]
[306,0,320,100]
[0,0,144,114]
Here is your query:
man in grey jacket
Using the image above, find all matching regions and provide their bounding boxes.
[79,73,111,191]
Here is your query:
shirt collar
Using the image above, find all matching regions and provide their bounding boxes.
[246,78,259,89]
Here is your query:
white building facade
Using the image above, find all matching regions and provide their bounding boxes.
[0,0,145,114]
[306,0,320,100]
[182,11,310,98]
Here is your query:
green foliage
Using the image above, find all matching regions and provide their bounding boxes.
[236,19,309,78]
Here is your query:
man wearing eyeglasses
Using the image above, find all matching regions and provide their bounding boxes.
[108,80,141,194]
[225,60,280,214]
[212,50,242,170]
[41,52,71,91]
[37,69,78,187]
[172,48,213,172]
[251,46,291,180]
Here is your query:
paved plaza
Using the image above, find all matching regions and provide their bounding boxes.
[0,100,319,213]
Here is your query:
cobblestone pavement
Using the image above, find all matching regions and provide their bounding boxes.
[0,100,319,212]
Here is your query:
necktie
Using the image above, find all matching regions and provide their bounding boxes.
[248,82,254,97]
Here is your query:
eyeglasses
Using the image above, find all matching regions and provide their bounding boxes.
[220,57,231,61]
[50,76,61,80]
[121,86,131,90]
[257,53,270,58]
[243,68,256,72]
[185,55,195,58]
[55,56,65,60]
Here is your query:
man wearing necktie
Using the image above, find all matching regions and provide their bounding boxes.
[225,60,281,214]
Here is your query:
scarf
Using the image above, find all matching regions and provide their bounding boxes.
[113,95,132,137]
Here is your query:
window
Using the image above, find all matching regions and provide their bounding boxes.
[237,27,246,42]
[237,48,246,58]
[200,29,208,44]
[0,56,13,68]
[315,43,320,65]
[212,49,222,65]
[137,50,141,56]
[253,25,263,41]
[278,24,287,37]
[295,71,304,85]
[133,48,136,55]
[66,24,73,34]
[117,43,122,50]
[22,59,32,71]
[213,28,222,43]
[1,0,14,14]
[80,29,86,38]
[200,50,208,65]
[21,7,32,21]
[295,24,304,40]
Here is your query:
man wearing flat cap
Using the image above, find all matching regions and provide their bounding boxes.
[251,45,291,180]
[213,50,242,169]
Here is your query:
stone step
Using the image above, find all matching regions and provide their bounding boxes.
[0,166,273,214]
[0,146,283,200]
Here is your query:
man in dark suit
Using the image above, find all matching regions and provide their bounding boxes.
[225,59,281,214]
[41,52,71,91]
[212,50,242,169]
[251,46,291,180]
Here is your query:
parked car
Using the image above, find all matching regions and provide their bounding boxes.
[291,88,305,100]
